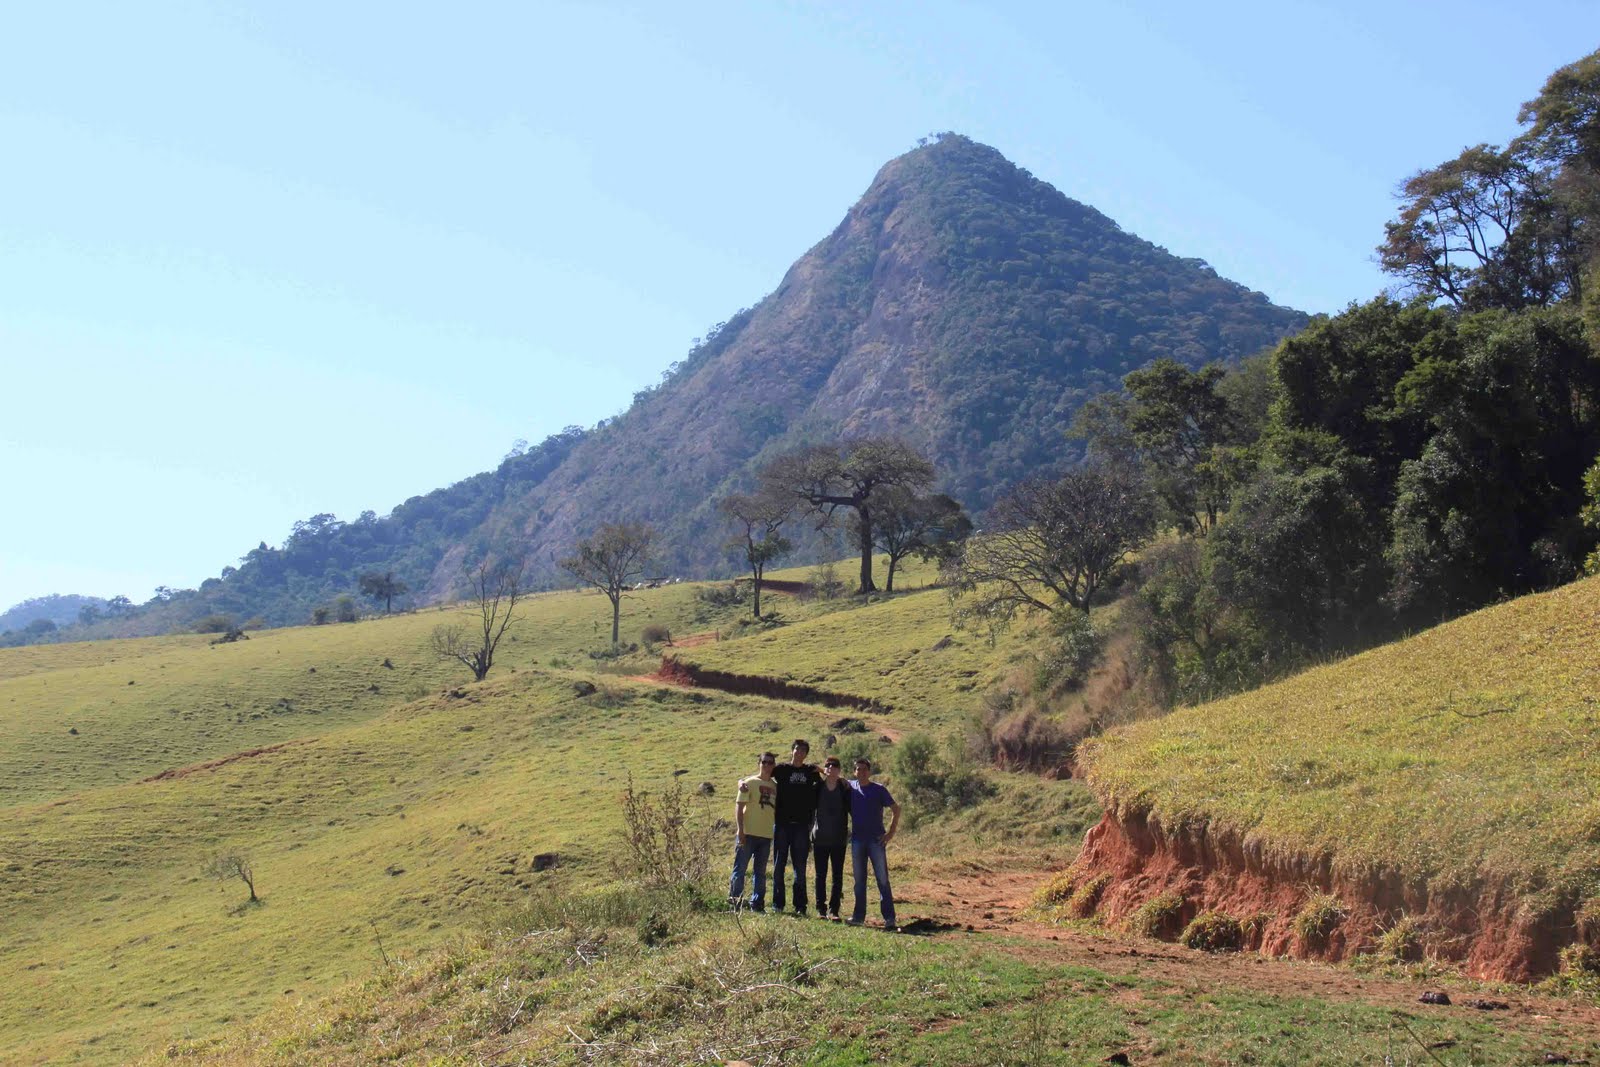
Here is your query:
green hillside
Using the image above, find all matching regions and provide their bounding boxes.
[1083,575,1600,915]
[8,569,1600,1064]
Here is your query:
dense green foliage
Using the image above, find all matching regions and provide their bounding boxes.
[1072,53,1600,703]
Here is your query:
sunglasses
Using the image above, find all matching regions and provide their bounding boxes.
[759,757,776,764]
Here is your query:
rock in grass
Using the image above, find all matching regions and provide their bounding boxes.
[1419,991,1451,1005]
[532,852,561,872]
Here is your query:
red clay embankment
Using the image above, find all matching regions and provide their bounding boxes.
[653,656,887,713]
[1068,806,1583,982]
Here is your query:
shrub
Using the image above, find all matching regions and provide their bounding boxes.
[1128,891,1185,939]
[615,776,716,889]
[803,560,847,601]
[640,623,672,647]
[1293,893,1347,949]
[193,614,237,634]
[334,595,359,623]
[1180,911,1243,952]
[311,607,331,625]
[694,582,745,608]
[1376,914,1425,962]
[1066,874,1111,919]
[892,730,997,823]
[1033,609,1101,694]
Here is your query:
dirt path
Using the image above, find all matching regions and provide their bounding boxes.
[906,866,1600,1039]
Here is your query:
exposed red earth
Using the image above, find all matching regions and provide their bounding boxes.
[1069,808,1581,982]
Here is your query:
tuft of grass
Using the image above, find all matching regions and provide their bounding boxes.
[1179,911,1243,952]
[1033,870,1077,908]
[1127,891,1185,940]
[1293,893,1347,950]
[1065,874,1111,919]
[1376,914,1425,962]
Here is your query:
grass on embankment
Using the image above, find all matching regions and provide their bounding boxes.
[144,882,1594,1067]
[1083,575,1600,905]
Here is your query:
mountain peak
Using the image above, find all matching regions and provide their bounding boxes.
[143,139,1311,624]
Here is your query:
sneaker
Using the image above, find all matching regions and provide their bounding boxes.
[844,917,864,926]
[883,923,899,932]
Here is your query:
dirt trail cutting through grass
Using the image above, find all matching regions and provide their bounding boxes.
[906,867,1600,1044]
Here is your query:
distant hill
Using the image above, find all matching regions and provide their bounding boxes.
[0,594,108,634]
[87,134,1308,632]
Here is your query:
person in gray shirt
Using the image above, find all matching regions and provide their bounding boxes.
[810,755,850,919]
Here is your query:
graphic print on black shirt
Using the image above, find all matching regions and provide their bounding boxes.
[773,763,821,824]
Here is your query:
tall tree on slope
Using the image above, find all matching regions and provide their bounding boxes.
[761,439,935,594]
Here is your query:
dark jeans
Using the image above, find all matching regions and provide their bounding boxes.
[813,838,846,916]
[771,822,811,912]
[728,835,772,910]
[851,838,896,926]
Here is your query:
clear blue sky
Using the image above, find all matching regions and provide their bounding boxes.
[1,1,1594,611]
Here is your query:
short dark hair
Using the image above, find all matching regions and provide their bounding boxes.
[823,755,841,767]
[853,757,872,769]
[791,738,810,753]
[759,751,777,763]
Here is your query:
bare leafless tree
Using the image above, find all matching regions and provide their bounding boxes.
[952,466,1154,622]
[560,522,656,646]
[205,850,258,903]
[719,488,794,616]
[431,555,527,681]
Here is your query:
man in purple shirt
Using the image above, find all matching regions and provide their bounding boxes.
[844,756,902,930]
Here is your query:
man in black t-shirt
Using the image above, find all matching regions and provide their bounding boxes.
[771,738,820,915]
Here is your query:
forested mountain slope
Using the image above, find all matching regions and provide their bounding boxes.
[46,134,1305,631]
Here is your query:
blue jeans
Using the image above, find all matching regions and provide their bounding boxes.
[851,838,896,926]
[771,823,811,912]
[728,835,772,910]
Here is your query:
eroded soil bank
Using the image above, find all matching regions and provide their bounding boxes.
[1068,807,1590,982]
[654,656,887,712]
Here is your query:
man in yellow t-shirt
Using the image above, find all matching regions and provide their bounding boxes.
[729,752,778,911]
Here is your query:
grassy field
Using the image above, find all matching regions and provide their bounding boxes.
[12,563,1600,1064]
[1083,575,1600,904]
[681,557,1034,732]
[143,881,1594,1066]
[0,564,1075,1064]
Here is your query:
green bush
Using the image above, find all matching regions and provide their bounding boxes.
[892,730,996,823]
[640,623,672,647]
[192,613,237,634]
[1033,608,1101,693]
[1180,911,1242,952]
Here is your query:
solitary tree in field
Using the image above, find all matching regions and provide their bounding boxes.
[719,489,794,617]
[860,489,973,593]
[358,570,409,614]
[762,438,935,594]
[952,465,1155,620]
[205,850,259,903]
[431,556,527,682]
[561,522,656,646]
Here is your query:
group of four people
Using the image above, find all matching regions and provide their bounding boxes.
[729,739,902,929]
